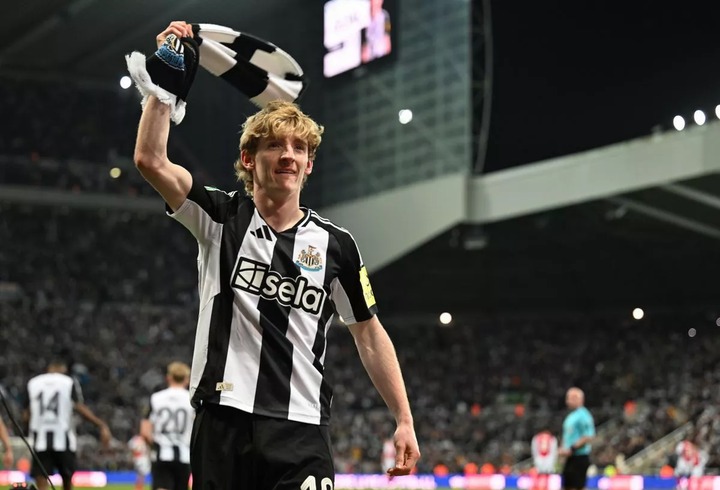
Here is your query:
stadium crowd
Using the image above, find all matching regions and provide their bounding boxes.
[0,78,214,197]
[0,79,136,164]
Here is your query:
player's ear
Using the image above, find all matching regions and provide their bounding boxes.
[305,160,313,175]
[241,149,254,169]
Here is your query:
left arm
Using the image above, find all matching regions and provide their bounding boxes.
[140,419,154,445]
[572,435,594,449]
[348,315,420,476]
[75,403,112,448]
[0,418,13,468]
[560,419,595,456]
[559,435,594,456]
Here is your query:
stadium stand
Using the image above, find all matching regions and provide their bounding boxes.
[1,199,717,474]
[0,79,136,164]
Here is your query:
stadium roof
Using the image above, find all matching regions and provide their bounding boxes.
[373,161,720,322]
[0,0,293,86]
[6,0,720,172]
[374,171,720,319]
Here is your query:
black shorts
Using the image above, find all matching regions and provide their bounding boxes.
[152,460,191,490]
[191,403,334,490]
[31,450,76,480]
[562,455,590,489]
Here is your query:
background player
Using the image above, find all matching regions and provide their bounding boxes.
[128,433,151,490]
[532,427,558,474]
[140,362,193,490]
[25,360,111,490]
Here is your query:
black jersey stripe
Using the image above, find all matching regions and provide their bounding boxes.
[253,229,299,418]
[316,314,334,424]
[311,229,342,424]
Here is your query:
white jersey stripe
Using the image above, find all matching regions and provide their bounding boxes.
[287,221,330,423]
[169,197,224,403]
[219,302,263,414]
[221,212,269,412]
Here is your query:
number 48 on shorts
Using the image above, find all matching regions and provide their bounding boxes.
[301,475,333,490]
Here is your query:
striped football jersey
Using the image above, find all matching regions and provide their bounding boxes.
[147,387,193,464]
[169,179,378,425]
[27,372,82,452]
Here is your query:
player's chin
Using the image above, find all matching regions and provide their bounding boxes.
[285,181,304,192]
[274,176,299,188]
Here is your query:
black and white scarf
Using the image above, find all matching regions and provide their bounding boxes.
[126,23,307,124]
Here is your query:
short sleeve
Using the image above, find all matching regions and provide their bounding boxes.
[168,178,241,245]
[71,376,84,404]
[331,231,379,324]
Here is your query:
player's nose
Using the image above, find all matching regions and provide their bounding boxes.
[279,143,296,160]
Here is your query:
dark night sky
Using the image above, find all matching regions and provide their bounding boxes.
[484,0,720,173]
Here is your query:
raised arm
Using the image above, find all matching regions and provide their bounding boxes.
[348,315,420,476]
[133,21,195,211]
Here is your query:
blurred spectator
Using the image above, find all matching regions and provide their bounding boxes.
[532,429,558,474]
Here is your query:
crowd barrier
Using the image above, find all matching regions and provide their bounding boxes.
[0,471,693,489]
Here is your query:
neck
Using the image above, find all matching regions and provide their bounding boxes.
[253,190,304,232]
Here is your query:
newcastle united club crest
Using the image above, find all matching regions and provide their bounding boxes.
[296,245,323,272]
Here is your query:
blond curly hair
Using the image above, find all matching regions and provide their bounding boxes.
[235,100,324,197]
